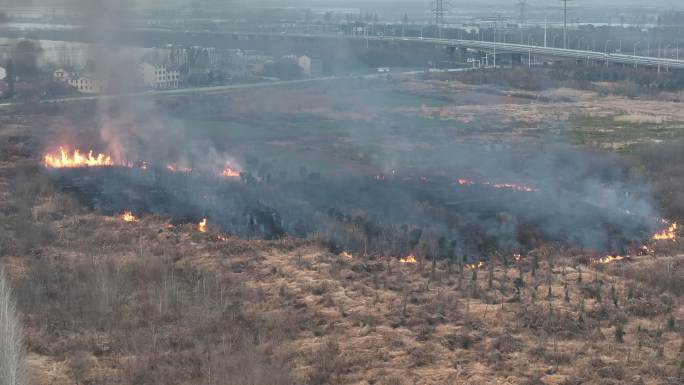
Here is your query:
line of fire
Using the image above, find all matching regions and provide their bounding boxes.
[42,146,678,267]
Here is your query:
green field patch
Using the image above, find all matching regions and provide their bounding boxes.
[567,115,684,146]
[356,91,452,109]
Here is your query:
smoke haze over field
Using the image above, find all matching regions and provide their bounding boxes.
[36,0,667,258]
[49,136,661,256]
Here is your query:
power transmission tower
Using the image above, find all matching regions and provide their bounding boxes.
[560,0,573,49]
[517,0,527,26]
[431,0,449,38]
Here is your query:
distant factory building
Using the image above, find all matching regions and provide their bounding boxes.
[476,16,515,30]
[139,62,181,89]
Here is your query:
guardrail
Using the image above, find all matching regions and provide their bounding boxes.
[227,32,684,70]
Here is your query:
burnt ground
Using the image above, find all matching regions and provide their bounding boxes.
[2,79,684,384]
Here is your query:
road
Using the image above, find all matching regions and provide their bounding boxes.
[0,69,437,108]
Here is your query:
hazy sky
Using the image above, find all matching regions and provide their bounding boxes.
[3,0,683,7]
[1,0,682,16]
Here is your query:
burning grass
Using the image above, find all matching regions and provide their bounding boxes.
[119,210,138,222]
[399,255,418,264]
[198,218,208,233]
[221,166,241,178]
[654,221,678,241]
[43,147,114,168]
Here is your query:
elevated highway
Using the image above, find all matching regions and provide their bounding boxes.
[210,31,684,70]
[387,37,684,70]
[250,33,684,70]
[167,30,684,70]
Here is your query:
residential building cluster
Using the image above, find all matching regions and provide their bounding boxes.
[51,48,312,94]
[53,68,109,94]
[53,61,181,94]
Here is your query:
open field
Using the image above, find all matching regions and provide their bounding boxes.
[2,75,684,384]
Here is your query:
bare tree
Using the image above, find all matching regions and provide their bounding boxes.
[0,268,25,385]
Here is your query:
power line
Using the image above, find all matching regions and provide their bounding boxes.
[560,0,573,49]
[431,0,449,38]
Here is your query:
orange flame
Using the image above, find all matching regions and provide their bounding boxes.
[593,255,625,265]
[399,255,418,264]
[466,261,486,269]
[120,211,138,222]
[43,147,114,168]
[221,167,241,178]
[653,222,678,242]
[198,218,208,233]
[339,251,353,259]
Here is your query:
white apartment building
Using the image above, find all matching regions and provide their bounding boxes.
[68,76,108,94]
[139,62,181,89]
[53,68,70,81]
[298,55,312,77]
[53,69,108,94]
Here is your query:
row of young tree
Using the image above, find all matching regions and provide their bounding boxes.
[320,209,513,269]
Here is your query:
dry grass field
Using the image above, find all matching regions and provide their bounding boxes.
[3,77,684,384]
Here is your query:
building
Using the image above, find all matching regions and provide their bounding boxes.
[218,50,272,78]
[53,68,70,82]
[477,16,515,31]
[297,55,312,77]
[139,62,181,89]
[282,55,313,77]
[68,76,108,94]
[53,68,108,94]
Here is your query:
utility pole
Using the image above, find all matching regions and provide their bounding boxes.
[402,13,408,37]
[494,24,497,67]
[560,0,573,49]
[431,0,449,38]
[544,16,548,47]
